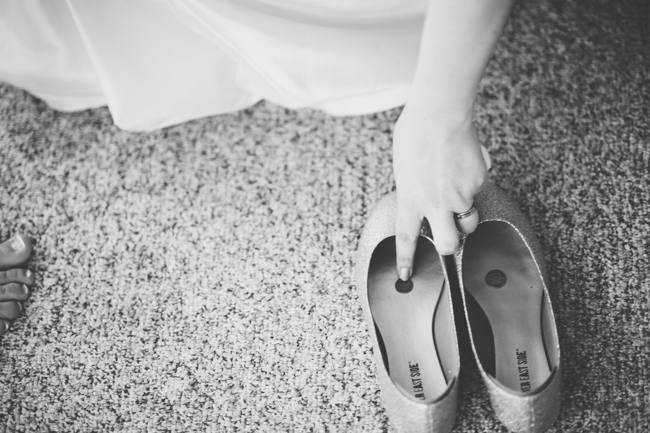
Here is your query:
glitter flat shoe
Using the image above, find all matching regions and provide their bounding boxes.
[356,192,460,433]
[455,183,561,433]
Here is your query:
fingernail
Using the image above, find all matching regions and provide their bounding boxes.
[399,268,411,281]
[22,284,29,295]
[10,236,25,252]
[0,322,8,334]
[25,269,31,277]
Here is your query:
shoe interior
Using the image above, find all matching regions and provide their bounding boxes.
[463,221,558,394]
[368,236,458,403]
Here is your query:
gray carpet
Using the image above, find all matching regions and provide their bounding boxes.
[1,0,648,431]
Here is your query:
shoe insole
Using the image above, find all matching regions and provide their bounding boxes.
[463,221,552,393]
[368,236,448,403]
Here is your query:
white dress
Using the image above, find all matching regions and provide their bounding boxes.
[0,0,427,131]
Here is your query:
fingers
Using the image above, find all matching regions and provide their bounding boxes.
[481,145,492,172]
[455,206,479,235]
[395,202,422,281]
[428,211,460,256]
[396,200,477,270]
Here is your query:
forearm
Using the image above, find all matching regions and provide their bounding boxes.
[408,0,515,121]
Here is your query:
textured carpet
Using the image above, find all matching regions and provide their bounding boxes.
[0,0,648,431]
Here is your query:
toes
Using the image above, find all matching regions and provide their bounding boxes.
[0,234,33,271]
[0,319,9,335]
[0,301,22,321]
[0,282,30,302]
[0,268,35,286]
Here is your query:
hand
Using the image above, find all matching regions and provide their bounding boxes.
[392,104,488,280]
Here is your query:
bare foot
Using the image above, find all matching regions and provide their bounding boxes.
[0,234,34,335]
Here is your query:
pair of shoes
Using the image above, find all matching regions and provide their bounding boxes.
[355,183,561,433]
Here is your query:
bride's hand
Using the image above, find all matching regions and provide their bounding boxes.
[392,104,488,280]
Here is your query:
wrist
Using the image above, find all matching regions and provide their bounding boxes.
[401,96,474,132]
[409,72,477,109]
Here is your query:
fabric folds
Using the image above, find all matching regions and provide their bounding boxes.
[0,0,427,130]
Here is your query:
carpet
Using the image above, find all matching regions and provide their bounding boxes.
[0,0,648,431]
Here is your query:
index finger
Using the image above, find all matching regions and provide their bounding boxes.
[395,201,422,281]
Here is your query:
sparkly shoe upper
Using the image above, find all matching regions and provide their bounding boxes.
[355,192,460,433]
[454,183,562,433]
